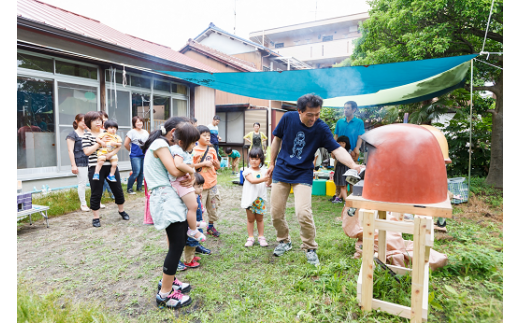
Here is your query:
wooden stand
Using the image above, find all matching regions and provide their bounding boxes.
[345,195,452,323]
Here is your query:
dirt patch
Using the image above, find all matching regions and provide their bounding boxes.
[17,182,293,318]
[455,196,503,223]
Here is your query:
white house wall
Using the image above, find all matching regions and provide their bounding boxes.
[199,33,257,55]
[194,86,216,126]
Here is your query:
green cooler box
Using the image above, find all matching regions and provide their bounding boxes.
[311,179,327,196]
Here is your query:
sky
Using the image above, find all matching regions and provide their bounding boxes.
[34,0,370,51]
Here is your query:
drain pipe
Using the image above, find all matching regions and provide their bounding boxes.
[262,51,273,145]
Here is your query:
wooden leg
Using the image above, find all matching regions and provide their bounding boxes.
[377,211,387,263]
[360,209,376,311]
[411,216,427,323]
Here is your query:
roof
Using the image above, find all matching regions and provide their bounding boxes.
[17,0,219,73]
[179,39,259,72]
[193,22,281,57]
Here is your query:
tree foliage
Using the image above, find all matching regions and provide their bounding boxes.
[349,0,503,187]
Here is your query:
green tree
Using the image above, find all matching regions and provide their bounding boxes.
[351,0,503,187]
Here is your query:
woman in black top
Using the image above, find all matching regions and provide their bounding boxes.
[82,111,130,227]
[66,114,90,212]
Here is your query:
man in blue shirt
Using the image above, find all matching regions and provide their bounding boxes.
[266,94,364,266]
[330,101,365,203]
[334,101,365,161]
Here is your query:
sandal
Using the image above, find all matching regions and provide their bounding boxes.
[244,237,254,247]
[258,236,268,247]
[188,228,206,242]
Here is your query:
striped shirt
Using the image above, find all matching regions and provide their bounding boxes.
[82,131,111,168]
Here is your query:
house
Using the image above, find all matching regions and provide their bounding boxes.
[186,23,305,150]
[249,12,369,68]
[179,39,296,154]
[17,0,219,191]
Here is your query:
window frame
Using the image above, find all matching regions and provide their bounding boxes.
[17,49,101,178]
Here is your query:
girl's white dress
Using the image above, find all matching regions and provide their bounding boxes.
[240,167,268,209]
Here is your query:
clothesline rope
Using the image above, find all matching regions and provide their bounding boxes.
[480,0,496,54]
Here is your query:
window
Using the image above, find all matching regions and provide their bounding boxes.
[262,66,270,71]
[172,83,188,95]
[107,89,131,127]
[153,95,171,130]
[106,88,131,163]
[154,79,170,92]
[172,99,187,117]
[56,61,98,80]
[17,53,53,73]
[132,93,151,132]
[17,76,56,169]
[322,35,333,42]
[226,112,244,143]
[275,43,284,48]
[130,75,151,89]
[215,111,244,144]
[349,25,358,33]
[57,82,97,167]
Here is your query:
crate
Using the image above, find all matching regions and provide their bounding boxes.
[17,192,33,212]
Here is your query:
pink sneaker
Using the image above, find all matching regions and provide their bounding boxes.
[258,236,268,247]
[244,237,254,247]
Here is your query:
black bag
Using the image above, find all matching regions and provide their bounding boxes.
[195,146,210,172]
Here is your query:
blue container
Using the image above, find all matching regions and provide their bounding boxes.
[239,170,244,184]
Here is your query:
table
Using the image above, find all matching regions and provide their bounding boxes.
[345,194,452,322]
[17,204,50,228]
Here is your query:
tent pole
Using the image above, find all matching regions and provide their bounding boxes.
[468,59,474,194]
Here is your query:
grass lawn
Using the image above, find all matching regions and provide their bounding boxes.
[17,169,503,322]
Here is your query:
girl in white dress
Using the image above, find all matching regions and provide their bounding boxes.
[240,147,269,247]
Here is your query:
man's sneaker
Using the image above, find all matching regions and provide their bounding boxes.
[207,226,220,237]
[92,218,101,227]
[195,245,211,255]
[306,249,320,266]
[184,260,200,268]
[107,175,116,182]
[273,240,292,257]
[177,261,187,272]
[193,256,201,262]
[157,277,191,294]
[93,174,100,180]
[328,195,337,202]
[127,188,136,195]
[156,289,192,309]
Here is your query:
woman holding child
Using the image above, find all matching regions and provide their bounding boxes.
[142,116,211,309]
[82,111,130,227]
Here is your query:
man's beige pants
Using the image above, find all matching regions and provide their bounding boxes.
[270,181,318,250]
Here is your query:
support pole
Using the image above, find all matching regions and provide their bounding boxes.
[468,59,474,193]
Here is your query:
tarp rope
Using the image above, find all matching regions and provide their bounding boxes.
[468,59,474,193]
[480,0,496,54]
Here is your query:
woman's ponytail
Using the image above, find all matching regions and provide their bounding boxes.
[140,116,190,154]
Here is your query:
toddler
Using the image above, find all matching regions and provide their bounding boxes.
[94,120,122,182]
[169,123,206,242]
[240,147,269,247]
[183,173,211,268]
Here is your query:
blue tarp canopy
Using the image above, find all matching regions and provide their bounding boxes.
[159,54,477,108]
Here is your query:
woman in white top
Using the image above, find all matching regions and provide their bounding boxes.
[124,116,149,194]
[65,114,90,212]
[142,116,195,309]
